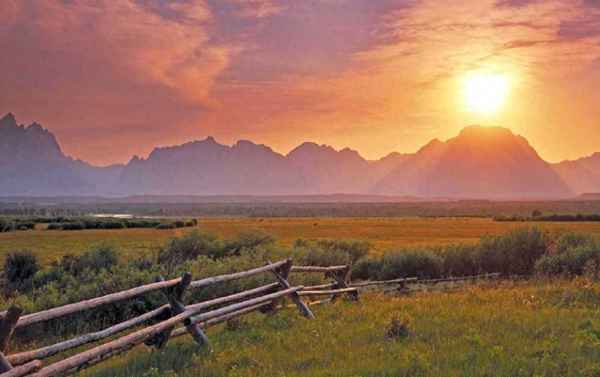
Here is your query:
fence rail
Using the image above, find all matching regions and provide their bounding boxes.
[0,260,358,377]
[0,260,502,377]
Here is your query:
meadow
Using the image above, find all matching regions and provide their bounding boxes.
[81,279,600,377]
[2,217,600,376]
[3,217,600,265]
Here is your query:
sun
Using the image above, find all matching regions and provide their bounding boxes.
[462,71,510,115]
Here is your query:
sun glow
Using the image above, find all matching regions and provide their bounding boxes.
[462,72,510,115]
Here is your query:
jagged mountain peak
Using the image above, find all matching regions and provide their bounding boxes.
[417,138,444,153]
[457,125,515,139]
[0,112,17,127]
[287,142,365,161]
[0,113,595,198]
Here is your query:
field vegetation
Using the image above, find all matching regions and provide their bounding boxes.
[3,217,600,266]
[1,217,600,376]
[81,279,600,377]
[0,216,197,232]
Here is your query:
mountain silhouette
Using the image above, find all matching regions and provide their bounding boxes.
[1,113,597,199]
[553,153,600,195]
[375,126,572,199]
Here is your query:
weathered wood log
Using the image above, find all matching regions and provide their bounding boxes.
[0,360,42,377]
[290,265,348,273]
[154,273,210,350]
[0,307,22,353]
[7,306,170,366]
[0,352,11,373]
[189,260,288,289]
[28,286,303,377]
[302,283,337,291]
[418,273,501,284]
[185,283,280,312]
[298,288,359,296]
[331,266,357,301]
[5,260,288,330]
[9,282,282,366]
[286,298,331,308]
[171,302,271,338]
[350,277,418,287]
[13,278,182,329]
[270,260,315,319]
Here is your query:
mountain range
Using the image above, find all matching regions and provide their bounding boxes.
[1,112,599,199]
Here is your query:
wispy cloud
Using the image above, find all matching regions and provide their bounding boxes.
[1,0,600,165]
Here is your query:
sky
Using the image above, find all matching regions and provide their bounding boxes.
[1,0,600,166]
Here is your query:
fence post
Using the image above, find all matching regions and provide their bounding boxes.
[150,273,211,350]
[270,260,315,319]
[331,266,358,302]
[0,306,22,354]
[0,352,12,373]
[0,306,22,373]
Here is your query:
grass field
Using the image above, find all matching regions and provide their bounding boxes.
[3,217,600,265]
[2,217,600,376]
[81,279,600,377]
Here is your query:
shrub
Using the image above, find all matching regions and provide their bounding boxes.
[535,244,600,277]
[551,232,595,254]
[294,239,370,267]
[352,257,382,280]
[478,227,548,276]
[378,250,443,280]
[385,316,410,340]
[76,245,119,273]
[4,251,39,292]
[436,244,481,277]
[225,230,275,256]
[158,231,224,271]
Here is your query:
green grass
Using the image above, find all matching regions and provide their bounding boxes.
[80,279,600,377]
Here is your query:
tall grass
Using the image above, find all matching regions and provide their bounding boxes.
[82,280,600,377]
[3,227,600,348]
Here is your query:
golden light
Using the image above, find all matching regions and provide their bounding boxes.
[462,72,510,115]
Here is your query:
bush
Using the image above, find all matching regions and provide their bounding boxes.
[225,230,275,256]
[158,231,224,271]
[76,245,119,273]
[478,227,548,276]
[352,257,382,280]
[385,316,410,340]
[378,250,443,280]
[294,239,370,267]
[4,251,39,292]
[535,244,600,277]
[436,244,481,277]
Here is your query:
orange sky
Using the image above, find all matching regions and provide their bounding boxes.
[1,0,600,166]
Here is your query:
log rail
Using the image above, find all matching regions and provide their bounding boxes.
[0,257,500,377]
[0,260,355,377]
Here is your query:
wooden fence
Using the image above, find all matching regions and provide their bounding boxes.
[0,259,500,377]
[0,259,359,377]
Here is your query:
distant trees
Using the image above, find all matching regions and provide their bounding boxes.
[0,216,199,231]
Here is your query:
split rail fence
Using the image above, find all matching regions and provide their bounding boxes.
[0,259,359,377]
[0,258,500,377]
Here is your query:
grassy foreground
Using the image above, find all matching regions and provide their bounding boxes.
[82,279,600,377]
[4,217,600,265]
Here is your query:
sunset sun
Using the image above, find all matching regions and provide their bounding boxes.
[462,72,510,115]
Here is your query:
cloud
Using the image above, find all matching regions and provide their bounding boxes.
[2,0,600,165]
[0,0,230,104]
